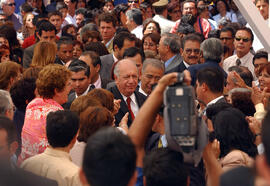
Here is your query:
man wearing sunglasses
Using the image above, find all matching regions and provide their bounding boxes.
[0,0,22,31]
[223,27,256,80]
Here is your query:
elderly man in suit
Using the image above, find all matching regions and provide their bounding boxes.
[108,59,146,127]
[158,33,183,74]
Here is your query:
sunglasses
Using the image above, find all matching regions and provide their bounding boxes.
[235,37,251,42]
[6,2,16,6]
[128,0,138,3]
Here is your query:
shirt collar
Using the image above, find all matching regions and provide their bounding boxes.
[183,60,190,68]
[44,147,71,161]
[207,96,224,107]
[106,36,114,48]
[113,53,118,63]
[139,86,148,96]
[75,84,91,98]
[122,93,136,105]
[165,55,176,68]
[93,75,102,88]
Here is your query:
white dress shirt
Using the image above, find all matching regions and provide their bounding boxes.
[223,52,256,79]
[131,25,143,40]
[93,75,102,89]
[121,93,139,117]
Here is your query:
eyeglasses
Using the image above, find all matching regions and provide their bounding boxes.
[235,37,251,42]
[5,2,16,6]
[184,48,200,55]
[220,37,233,41]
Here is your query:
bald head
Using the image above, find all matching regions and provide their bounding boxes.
[114,59,139,97]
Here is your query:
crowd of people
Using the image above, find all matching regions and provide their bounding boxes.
[1,0,270,185]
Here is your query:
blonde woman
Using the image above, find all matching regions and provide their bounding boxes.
[31,41,57,67]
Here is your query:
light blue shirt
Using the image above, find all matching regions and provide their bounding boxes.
[165,55,176,69]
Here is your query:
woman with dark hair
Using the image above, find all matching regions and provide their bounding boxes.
[73,40,84,58]
[62,24,77,39]
[259,63,270,92]
[213,0,238,24]
[211,107,257,171]
[143,18,161,35]
[142,33,160,55]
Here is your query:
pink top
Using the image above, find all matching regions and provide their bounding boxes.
[19,98,63,163]
[170,17,211,38]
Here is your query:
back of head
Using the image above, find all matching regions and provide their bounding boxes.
[82,127,136,186]
[143,148,189,186]
[0,90,13,116]
[197,67,224,93]
[126,8,143,26]
[87,88,114,112]
[70,95,102,115]
[38,21,56,38]
[46,110,79,148]
[84,41,109,56]
[212,107,257,158]
[201,38,223,62]
[161,33,181,54]
[77,106,114,142]
[32,41,57,67]
[0,62,22,90]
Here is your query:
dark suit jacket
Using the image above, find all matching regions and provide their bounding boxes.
[54,56,65,66]
[188,60,227,86]
[23,44,36,68]
[164,54,183,74]
[107,85,147,127]
[100,54,115,80]
[63,85,95,109]
[101,77,112,89]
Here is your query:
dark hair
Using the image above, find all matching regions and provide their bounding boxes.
[82,30,102,44]
[142,18,161,34]
[56,36,73,50]
[75,8,87,16]
[113,31,136,50]
[228,66,253,87]
[0,23,20,49]
[142,33,160,45]
[143,148,189,186]
[37,21,57,37]
[220,26,236,38]
[113,4,129,25]
[68,59,90,78]
[10,78,36,111]
[77,106,114,142]
[84,41,109,56]
[197,68,224,93]
[208,29,220,38]
[62,24,77,37]
[262,111,270,165]
[0,116,17,144]
[153,5,167,15]
[212,107,257,158]
[177,23,195,34]
[48,11,62,19]
[46,110,79,148]
[255,0,269,4]
[123,47,145,62]
[181,0,197,11]
[82,127,136,186]
[81,51,101,67]
[20,2,33,13]
[181,33,202,49]
[206,102,233,120]
[253,50,268,65]
[230,90,256,116]
[236,27,254,43]
[216,0,230,12]
[98,12,117,27]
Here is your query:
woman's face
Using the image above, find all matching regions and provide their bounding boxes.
[56,79,72,105]
[143,36,157,53]
[25,14,34,28]
[144,23,158,35]
[217,1,227,13]
[120,12,127,27]
[169,6,181,21]
[259,68,270,91]
[73,44,83,58]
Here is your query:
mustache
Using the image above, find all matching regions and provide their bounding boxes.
[188,56,199,59]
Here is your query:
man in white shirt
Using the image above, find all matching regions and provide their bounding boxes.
[126,8,143,39]
[223,27,256,79]
[21,110,81,186]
